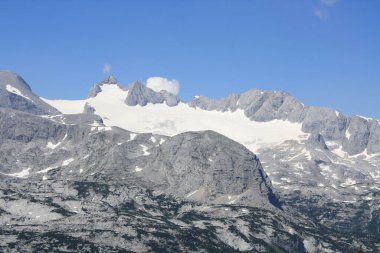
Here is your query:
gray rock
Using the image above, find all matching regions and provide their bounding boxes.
[239,90,305,122]
[307,132,328,150]
[125,81,180,107]
[343,116,370,155]
[83,102,95,114]
[87,84,102,98]
[302,107,347,141]
[0,71,60,115]
[367,121,380,154]
[100,75,118,84]
[140,130,281,208]
[189,93,240,112]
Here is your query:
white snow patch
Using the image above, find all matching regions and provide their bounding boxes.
[150,136,156,143]
[341,178,356,187]
[159,138,166,145]
[186,190,199,198]
[62,158,74,166]
[288,153,303,162]
[350,149,378,160]
[140,145,150,155]
[46,141,61,149]
[42,175,48,181]
[62,133,68,141]
[6,84,33,102]
[3,168,31,178]
[41,98,86,114]
[135,166,143,172]
[320,164,332,177]
[280,177,292,183]
[358,115,377,121]
[331,145,347,158]
[97,126,112,131]
[302,149,312,160]
[129,133,137,141]
[36,167,57,174]
[79,169,83,173]
[346,128,352,140]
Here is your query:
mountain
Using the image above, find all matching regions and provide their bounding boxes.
[42,75,380,201]
[0,107,277,208]
[0,108,366,252]
[1,71,379,252]
[0,71,60,115]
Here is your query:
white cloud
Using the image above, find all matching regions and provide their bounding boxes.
[314,9,328,20]
[102,63,111,74]
[314,0,339,20]
[146,77,180,95]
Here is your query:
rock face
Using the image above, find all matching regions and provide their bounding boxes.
[0,71,60,115]
[125,81,180,107]
[87,84,102,98]
[307,132,328,150]
[0,108,277,208]
[189,88,380,155]
[140,131,281,208]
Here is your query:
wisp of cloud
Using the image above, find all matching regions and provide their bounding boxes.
[103,63,111,75]
[146,77,180,95]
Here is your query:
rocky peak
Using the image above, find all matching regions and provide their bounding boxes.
[0,70,60,115]
[0,70,32,92]
[125,81,180,107]
[88,76,122,98]
[100,75,118,84]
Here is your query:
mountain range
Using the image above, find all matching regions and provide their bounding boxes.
[0,70,379,252]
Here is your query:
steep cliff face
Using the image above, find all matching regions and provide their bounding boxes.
[139,131,281,208]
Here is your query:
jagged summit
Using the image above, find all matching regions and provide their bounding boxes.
[125,80,180,106]
[88,76,123,98]
[100,75,118,84]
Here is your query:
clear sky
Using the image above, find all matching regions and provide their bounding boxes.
[1,0,379,118]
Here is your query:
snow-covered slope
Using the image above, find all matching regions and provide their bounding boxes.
[42,77,380,205]
[42,83,307,153]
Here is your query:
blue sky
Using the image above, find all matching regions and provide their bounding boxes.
[1,0,379,118]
